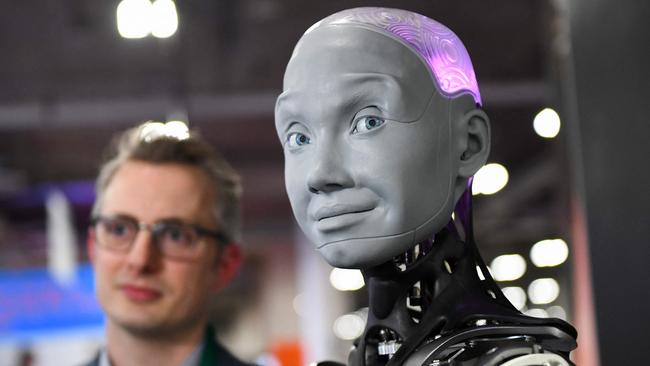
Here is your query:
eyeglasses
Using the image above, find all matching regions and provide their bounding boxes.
[91,215,229,260]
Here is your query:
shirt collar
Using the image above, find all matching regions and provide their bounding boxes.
[99,341,204,366]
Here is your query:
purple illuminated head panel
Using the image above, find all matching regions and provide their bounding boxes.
[307,7,482,105]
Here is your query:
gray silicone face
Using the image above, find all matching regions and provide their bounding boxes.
[275,26,465,269]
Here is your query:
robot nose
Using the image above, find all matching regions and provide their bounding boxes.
[306,145,353,194]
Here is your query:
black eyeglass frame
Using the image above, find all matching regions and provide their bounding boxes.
[90,214,230,255]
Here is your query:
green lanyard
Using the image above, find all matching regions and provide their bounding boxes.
[198,326,218,366]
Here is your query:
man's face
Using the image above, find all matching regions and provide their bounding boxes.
[89,160,223,335]
[275,26,457,268]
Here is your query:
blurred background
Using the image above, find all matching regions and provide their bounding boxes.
[0,0,647,365]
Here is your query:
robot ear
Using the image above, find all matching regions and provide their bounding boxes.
[456,108,491,178]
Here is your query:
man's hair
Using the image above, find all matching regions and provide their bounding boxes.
[91,123,242,242]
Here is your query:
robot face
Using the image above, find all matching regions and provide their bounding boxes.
[275,26,459,268]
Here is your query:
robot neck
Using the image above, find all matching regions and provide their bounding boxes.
[348,227,576,366]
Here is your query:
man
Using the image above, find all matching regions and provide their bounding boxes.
[85,122,252,366]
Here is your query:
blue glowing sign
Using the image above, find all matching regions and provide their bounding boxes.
[0,264,104,343]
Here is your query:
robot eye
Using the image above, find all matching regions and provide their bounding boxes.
[352,116,386,134]
[286,132,311,149]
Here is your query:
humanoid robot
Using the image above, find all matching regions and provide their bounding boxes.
[274,8,577,366]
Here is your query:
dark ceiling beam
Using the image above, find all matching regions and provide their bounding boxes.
[0,81,549,130]
[474,157,560,247]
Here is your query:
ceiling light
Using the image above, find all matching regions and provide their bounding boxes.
[292,293,307,318]
[117,0,153,39]
[528,278,560,304]
[163,120,189,140]
[472,163,509,195]
[501,286,527,310]
[333,312,366,340]
[490,254,526,281]
[524,308,549,318]
[151,0,178,38]
[329,268,365,291]
[546,305,567,320]
[530,239,569,267]
[533,108,561,138]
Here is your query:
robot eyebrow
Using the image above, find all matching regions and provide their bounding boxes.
[283,121,301,134]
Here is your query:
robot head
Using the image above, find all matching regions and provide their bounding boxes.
[275,7,490,268]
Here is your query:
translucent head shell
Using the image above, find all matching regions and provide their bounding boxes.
[304,7,482,105]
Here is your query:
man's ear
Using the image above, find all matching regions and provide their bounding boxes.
[212,243,243,292]
[456,108,491,178]
[87,228,96,264]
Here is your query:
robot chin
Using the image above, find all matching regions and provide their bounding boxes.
[317,231,415,269]
[316,211,453,269]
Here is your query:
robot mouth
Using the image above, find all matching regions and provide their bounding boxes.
[315,207,375,221]
[313,206,376,233]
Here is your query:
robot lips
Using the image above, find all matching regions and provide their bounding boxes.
[312,202,377,233]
